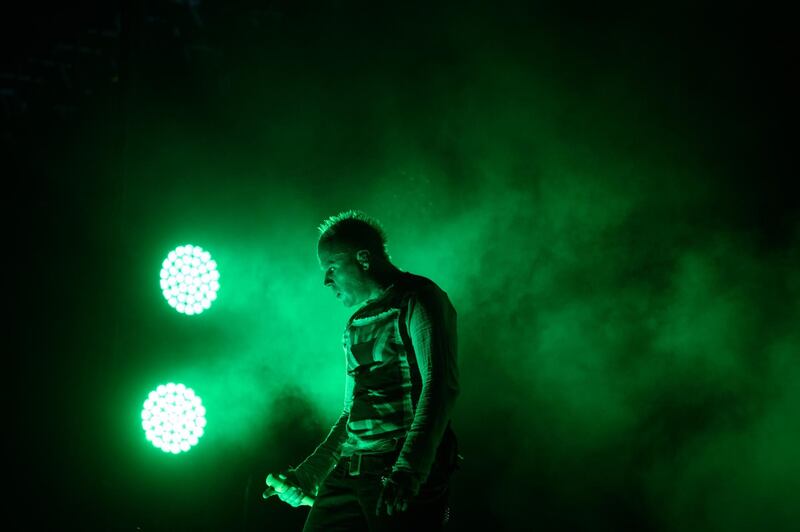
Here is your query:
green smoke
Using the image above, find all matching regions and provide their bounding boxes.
[29,2,796,530]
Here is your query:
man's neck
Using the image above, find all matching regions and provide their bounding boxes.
[365,266,402,302]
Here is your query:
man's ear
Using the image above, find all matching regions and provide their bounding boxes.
[356,249,371,269]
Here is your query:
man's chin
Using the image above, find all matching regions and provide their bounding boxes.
[336,292,358,307]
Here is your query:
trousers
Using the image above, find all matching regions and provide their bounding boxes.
[301,451,451,532]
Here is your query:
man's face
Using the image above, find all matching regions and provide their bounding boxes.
[318,242,371,307]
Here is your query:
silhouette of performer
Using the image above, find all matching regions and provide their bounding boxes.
[267,210,460,531]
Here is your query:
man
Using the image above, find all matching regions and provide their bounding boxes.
[268,210,460,531]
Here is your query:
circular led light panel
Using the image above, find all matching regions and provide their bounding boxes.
[160,244,220,315]
[141,382,207,454]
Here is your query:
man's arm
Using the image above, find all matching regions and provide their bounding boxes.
[391,285,460,494]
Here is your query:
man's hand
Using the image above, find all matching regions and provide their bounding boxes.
[265,470,313,508]
[376,470,418,516]
[275,473,307,507]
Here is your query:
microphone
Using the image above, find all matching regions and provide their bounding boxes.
[262,473,315,507]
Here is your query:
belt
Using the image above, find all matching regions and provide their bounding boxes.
[338,449,401,477]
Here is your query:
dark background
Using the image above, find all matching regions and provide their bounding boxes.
[6,1,798,531]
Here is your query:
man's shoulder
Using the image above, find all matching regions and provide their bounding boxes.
[396,272,453,309]
[397,272,441,294]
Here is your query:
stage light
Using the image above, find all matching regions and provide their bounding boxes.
[159,244,220,315]
[141,382,207,454]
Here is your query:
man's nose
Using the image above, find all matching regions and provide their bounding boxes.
[323,272,333,286]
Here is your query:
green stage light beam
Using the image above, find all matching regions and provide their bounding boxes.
[141,383,207,454]
[159,244,220,315]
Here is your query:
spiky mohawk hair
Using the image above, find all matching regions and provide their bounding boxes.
[317,210,390,260]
